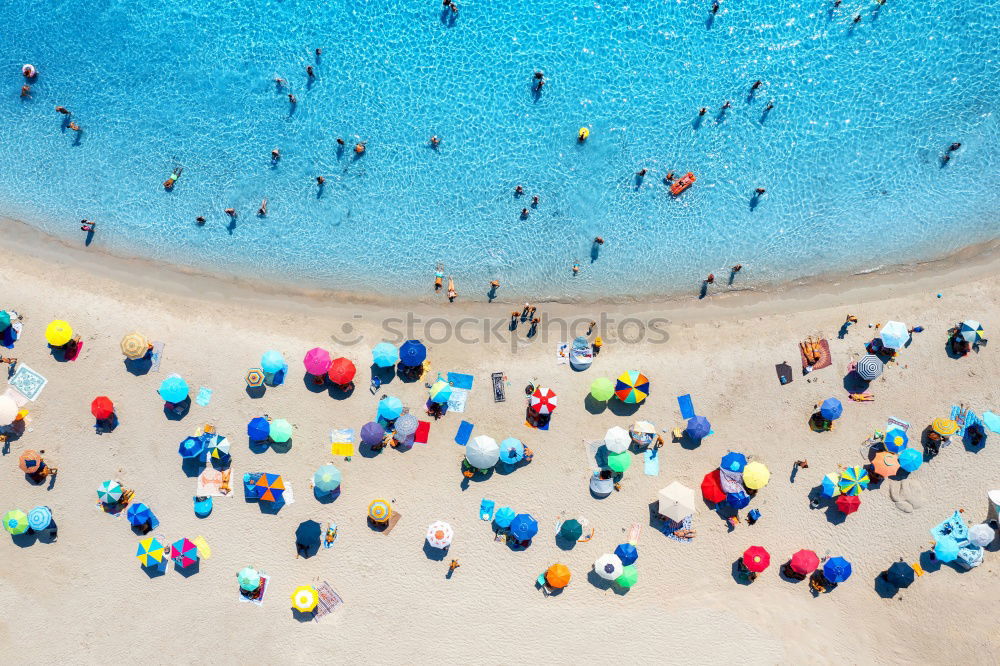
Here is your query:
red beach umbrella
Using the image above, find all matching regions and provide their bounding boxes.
[328,357,357,384]
[789,549,820,575]
[836,494,861,515]
[91,396,114,420]
[529,387,558,415]
[743,546,770,573]
[700,470,727,503]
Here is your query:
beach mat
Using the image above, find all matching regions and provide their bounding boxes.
[150,341,165,372]
[9,364,47,401]
[643,448,660,476]
[677,394,695,419]
[238,574,269,606]
[447,372,474,390]
[448,388,469,413]
[663,515,693,543]
[382,511,402,535]
[982,411,1000,434]
[799,339,831,370]
[414,420,430,444]
[455,420,473,446]
[775,362,793,386]
[313,581,344,621]
[492,372,506,402]
[951,405,981,437]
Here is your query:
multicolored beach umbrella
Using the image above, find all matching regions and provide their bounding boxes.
[426,521,454,549]
[171,538,199,568]
[614,371,649,404]
[959,320,985,344]
[3,509,28,535]
[313,464,342,493]
[97,480,123,504]
[855,354,884,381]
[838,466,869,496]
[27,506,52,531]
[821,473,841,497]
[429,379,452,404]
[823,556,853,583]
[120,332,150,360]
[372,342,399,368]
[208,436,230,460]
[178,436,206,459]
[368,499,392,523]
[254,474,285,502]
[884,428,908,453]
[398,340,427,367]
[328,357,356,384]
[238,567,262,591]
[136,537,164,567]
[529,387,558,415]
[291,585,319,612]
[245,367,265,388]
[743,546,770,573]
[127,502,153,527]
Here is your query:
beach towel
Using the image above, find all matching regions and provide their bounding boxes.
[662,515,694,542]
[982,411,1000,435]
[447,372,474,390]
[196,468,233,497]
[382,511,402,534]
[9,364,46,401]
[313,582,344,621]
[492,372,506,402]
[643,448,660,476]
[413,420,430,444]
[195,387,212,407]
[479,499,495,521]
[238,574,269,606]
[455,420,473,446]
[775,362,793,386]
[886,416,910,433]
[191,536,212,558]
[799,339,832,370]
[555,342,569,365]
[626,523,642,545]
[677,394,695,420]
[149,341,165,372]
[330,428,354,457]
[323,522,338,548]
[951,405,981,437]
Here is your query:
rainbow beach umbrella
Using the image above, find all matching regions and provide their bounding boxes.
[838,466,869,496]
[614,371,649,404]
[245,367,265,388]
[136,537,165,567]
[368,498,392,523]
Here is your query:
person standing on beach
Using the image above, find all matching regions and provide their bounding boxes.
[705,273,715,284]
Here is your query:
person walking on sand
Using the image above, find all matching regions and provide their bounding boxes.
[449,559,460,573]
[447,277,457,302]
[705,273,715,284]
[587,321,597,335]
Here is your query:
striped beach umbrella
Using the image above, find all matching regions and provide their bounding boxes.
[120,332,150,360]
[932,418,959,436]
[529,387,558,415]
[254,474,285,502]
[823,556,853,583]
[136,537,165,567]
[27,506,52,531]
[838,466,869,496]
[743,546,770,573]
[855,354,883,381]
[959,320,985,344]
[368,498,392,523]
[291,585,319,612]
[328,357,357,384]
[545,563,571,589]
[3,509,28,535]
[429,379,452,404]
[97,480,123,504]
[879,321,909,349]
[884,428,908,453]
[208,436,230,460]
[313,464,342,493]
[614,371,649,404]
[238,567,262,591]
[171,538,199,568]
[426,521,454,549]
[789,549,820,575]
[245,367,265,388]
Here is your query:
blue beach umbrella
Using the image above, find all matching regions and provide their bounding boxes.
[726,491,751,509]
[509,514,539,541]
[884,429,908,453]
[247,417,270,441]
[178,436,206,458]
[685,415,711,439]
[823,557,853,583]
[934,539,959,563]
[821,473,840,498]
[360,421,386,445]
[614,543,638,566]
[494,507,516,529]
[498,437,525,464]
[127,502,153,527]
[820,398,843,420]
[261,350,284,374]
[372,343,399,368]
[398,340,427,367]
[377,396,403,421]
[897,448,923,472]
[158,375,189,403]
[720,452,747,473]
[27,506,52,531]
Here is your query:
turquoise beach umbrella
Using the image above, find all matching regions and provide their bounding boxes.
[898,448,922,472]
[498,437,525,464]
[494,507,516,528]
[934,539,959,562]
[372,343,399,368]
[313,465,342,493]
[27,506,52,531]
[97,480,123,504]
[377,396,403,421]
[269,418,293,443]
[261,350,284,374]
[158,375,189,403]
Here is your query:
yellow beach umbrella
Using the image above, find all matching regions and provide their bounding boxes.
[742,461,770,490]
[932,418,959,436]
[135,537,165,567]
[120,332,150,359]
[368,498,391,523]
[45,320,73,346]
[291,585,319,612]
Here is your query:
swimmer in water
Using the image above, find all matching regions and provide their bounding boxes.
[55,106,70,115]
[163,167,183,190]
[316,176,326,185]
[765,101,774,111]
[711,1,719,14]
[699,107,707,116]
[594,237,604,245]
[306,65,314,78]
[354,142,366,155]
[572,262,580,275]
[490,279,500,290]
[447,276,457,302]
[271,148,280,161]
[80,219,95,232]
[258,199,268,216]
[531,195,539,207]
[755,187,766,195]
[336,137,345,146]
[664,172,675,183]
[430,135,440,148]
[948,142,961,152]
[853,13,861,22]
[515,185,524,196]
[68,121,81,131]
[705,273,715,284]
[637,168,647,178]
[274,77,286,88]
[722,100,731,110]
[288,93,297,104]
[22,64,37,79]
[434,268,445,291]
[521,208,529,218]
[751,80,762,91]
[225,208,236,217]
[20,85,30,98]
[196,216,206,225]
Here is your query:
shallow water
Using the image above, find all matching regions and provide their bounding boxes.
[2,0,999,299]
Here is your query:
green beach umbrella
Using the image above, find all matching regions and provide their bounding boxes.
[616,564,638,588]
[269,419,293,443]
[0,311,11,330]
[313,464,342,493]
[607,451,632,473]
[589,377,614,402]
[559,519,583,541]
[238,567,262,591]
[3,509,28,535]
[97,480,123,504]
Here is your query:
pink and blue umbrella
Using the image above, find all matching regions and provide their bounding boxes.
[398,340,427,367]
[823,556,852,583]
[509,514,538,541]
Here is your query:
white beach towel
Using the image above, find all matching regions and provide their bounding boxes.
[555,343,569,365]
[448,388,469,413]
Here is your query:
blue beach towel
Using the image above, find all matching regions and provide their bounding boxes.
[643,448,660,476]
[196,387,213,407]
[951,405,981,437]
[448,373,475,390]
[455,420,474,446]
[677,394,695,420]
[479,499,495,521]
[982,411,1000,435]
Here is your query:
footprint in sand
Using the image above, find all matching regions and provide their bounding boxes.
[888,478,925,513]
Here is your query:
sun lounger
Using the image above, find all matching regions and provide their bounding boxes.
[492,372,506,402]
[455,421,473,446]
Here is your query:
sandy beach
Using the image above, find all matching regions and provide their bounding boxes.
[1,228,998,665]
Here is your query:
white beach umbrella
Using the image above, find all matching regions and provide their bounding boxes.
[604,426,631,454]
[880,321,909,350]
[968,523,995,547]
[594,553,624,580]
[466,435,500,469]
[657,481,696,522]
[426,521,454,549]
[0,394,18,426]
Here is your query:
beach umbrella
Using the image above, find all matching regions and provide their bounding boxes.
[328,357,356,384]
[0,311,9,329]
[136,537,165,567]
[820,397,843,420]
[885,561,915,588]
[208,436,230,460]
[372,342,399,368]
[0,394,18,426]
[685,416,711,439]
[261,350,284,374]
[91,396,114,420]
[360,421,386,446]
[742,462,770,490]
[466,435,500,469]
[604,426,631,454]
[127,502,153,527]
[720,452,747,473]
[377,396,404,421]
[884,429,908,453]
[3,509,28,535]
[968,523,995,547]
[368,499,391,523]
[426,521,454,549]
[45,320,73,346]
[509,514,538,541]
[614,543,638,566]
[790,549,820,575]
[120,332,150,359]
[616,565,638,588]
[529,387,558,415]
[959,320,985,344]
[27,506,52,531]
[823,557,853,583]
[630,420,656,441]
[178,436,206,459]
[614,371,650,404]
[727,491,751,509]
[295,520,322,553]
[701,470,727,503]
[546,563,572,589]
[245,367,265,388]
[171,538,199,568]
[254,474,285,502]
[590,377,614,402]
[498,437,525,464]
[594,553,624,581]
[17,450,43,474]
[855,354,884,381]
[559,519,583,541]
[897,448,923,473]
[872,452,899,478]
[398,340,427,367]
[838,466,869,495]
[238,567,262,591]
[931,418,959,437]
[494,507,516,529]
[934,540,959,563]
[313,464,342,493]
[880,321,909,349]
[303,347,332,375]
[97,480,123,504]
[291,585,319,612]
[657,481,696,522]
[393,413,419,440]
[821,473,841,497]
[269,418,293,443]
[743,546,770,573]
[607,451,632,473]
[429,379,452,404]
[247,417,270,441]
[836,494,861,515]
[158,375,189,403]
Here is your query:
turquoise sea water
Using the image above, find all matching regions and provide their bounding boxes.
[2,0,998,299]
